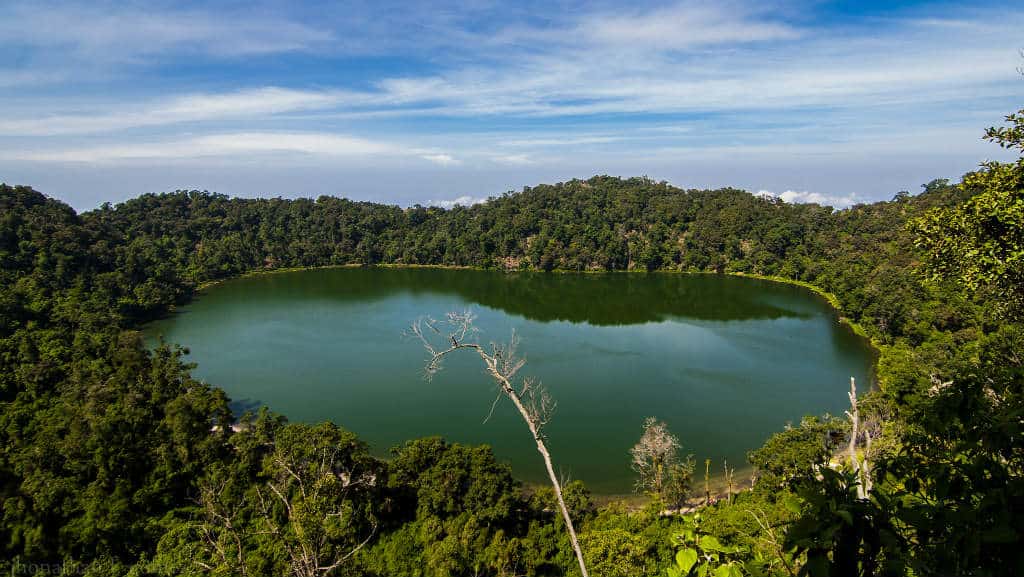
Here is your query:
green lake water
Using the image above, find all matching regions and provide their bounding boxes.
[144,268,874,494]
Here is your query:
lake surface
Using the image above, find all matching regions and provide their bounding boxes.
[145,268,874,493]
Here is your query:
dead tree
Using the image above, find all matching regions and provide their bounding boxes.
[859,408,883,496]
[631,417,681,496]
[845,377,875,499]
[862,429,873,495]
[196,479,251,576]
[411,311,589,577]
[723,459,735,502]
[704,459,712,506]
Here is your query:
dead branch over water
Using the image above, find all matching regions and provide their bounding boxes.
[411,311,590,577]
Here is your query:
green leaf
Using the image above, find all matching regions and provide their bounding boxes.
[676,548,699,573]
[699,535,725,552]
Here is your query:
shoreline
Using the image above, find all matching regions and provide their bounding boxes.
[726,272,876,346]
[519,462,757,506]
[181,263,877,502]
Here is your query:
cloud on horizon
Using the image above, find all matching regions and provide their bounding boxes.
[759,189,862,208]
[426,195,490,208]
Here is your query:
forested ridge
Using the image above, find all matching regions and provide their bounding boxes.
[0,109,1021,576]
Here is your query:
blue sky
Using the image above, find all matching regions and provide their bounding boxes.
[0,0,1020,210]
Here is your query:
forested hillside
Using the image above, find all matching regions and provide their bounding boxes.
[77,174,970,346]
[0,109,1021,576]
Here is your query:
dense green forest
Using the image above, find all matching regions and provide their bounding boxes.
[1,108,1021,576]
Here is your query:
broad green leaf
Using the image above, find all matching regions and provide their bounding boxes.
[676,548,699,573]
[699,535,724,551]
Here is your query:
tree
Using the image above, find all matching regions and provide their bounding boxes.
[411,311,590,577]
[630,417,693,506]
[180,421,380,577]
[364,437,524,577]
[747,416,846,491]
[258,423,379,577]
[662,461,697,509]
[911,108,1024,317]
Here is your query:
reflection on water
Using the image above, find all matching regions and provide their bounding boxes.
[146,268,874,493]
[219,268,816,324]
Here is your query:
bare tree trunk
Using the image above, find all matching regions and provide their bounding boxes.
[478,353,589,577]
[724,459,734,502]
[862,430,873,495]
[845,377,865,499]
[704,459,711,505]
[412,314,589,577]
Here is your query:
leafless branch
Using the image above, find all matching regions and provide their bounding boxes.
[482,386,504,424]
[408,310,589,577]
[746,508,797,577]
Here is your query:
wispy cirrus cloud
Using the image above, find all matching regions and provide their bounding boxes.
[0,1,1020,210]
[0,1,335,63]
[4,4,1019,125]
[362,24,1018,119]
[420,153,462,166]
[7,132,457,165]
[0,88,362,136]
[578,2,799,50]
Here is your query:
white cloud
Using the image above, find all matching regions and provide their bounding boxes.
[427,195,488,208]
[0,88,358,136]
[0,2,334,61]
[490,154,535,166]
[485,1,799,53]
[4,6,1019,136]
[420,153,462,166]
[10,132,400,163]
[502,136,625,147]
[580,3,799,50]
[759,189,861,208]
[369,41,1015,119]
